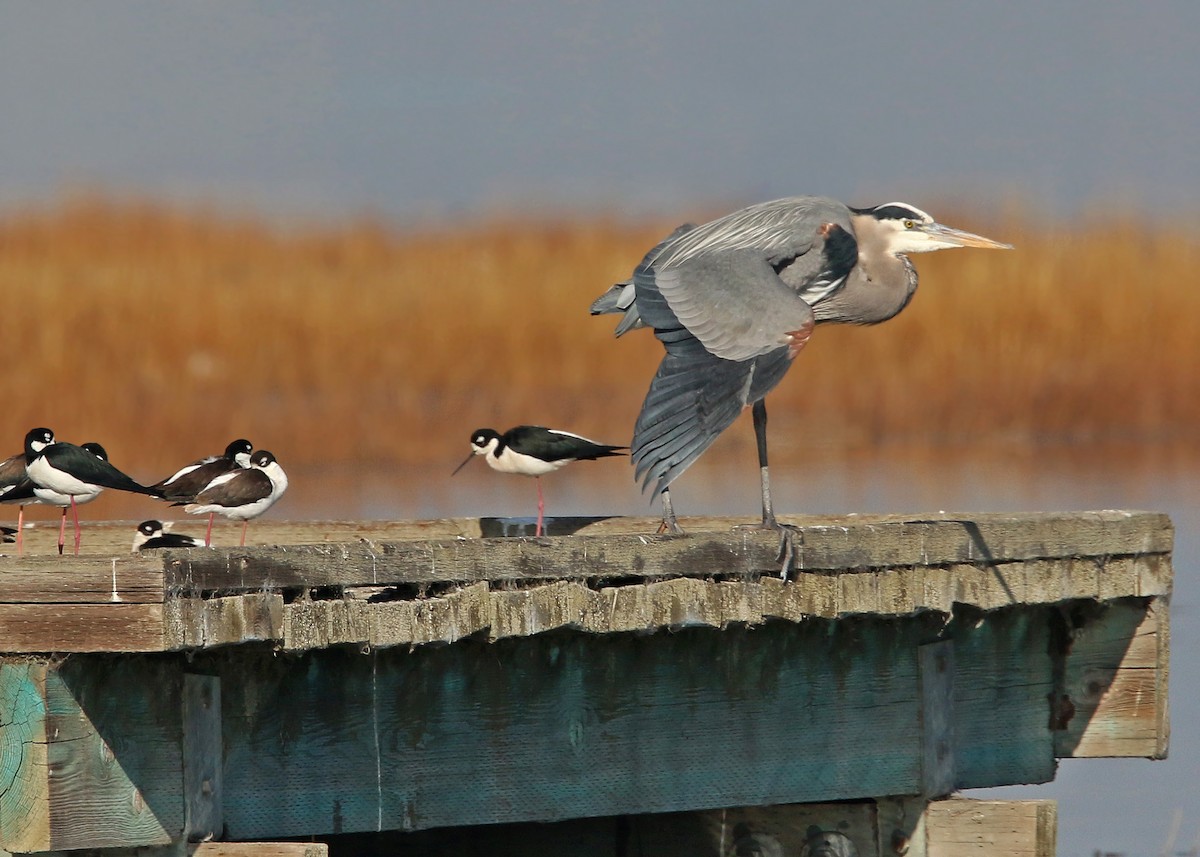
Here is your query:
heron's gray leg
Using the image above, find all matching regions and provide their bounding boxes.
[658,488,684,535]
[753,399,777,528]
[749,399,799,576]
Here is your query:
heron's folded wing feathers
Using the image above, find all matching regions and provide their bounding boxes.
[644,250,816,362]
[632,339,795,494]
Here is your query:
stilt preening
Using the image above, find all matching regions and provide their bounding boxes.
[151,438,253,543]
[452,425,627,536]
[181,450,288,547]
[592,197,1010,569]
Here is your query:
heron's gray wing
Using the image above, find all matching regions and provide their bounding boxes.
[632,338,796,494]
[639,249,816,362]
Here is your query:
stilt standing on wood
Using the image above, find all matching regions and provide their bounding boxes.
[151,438,253,541]
[591,197,1011,565]
[22,429,164,555]
[181,449,288,547]
[453,426,627,536]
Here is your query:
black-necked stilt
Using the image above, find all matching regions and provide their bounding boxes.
[9,441,116,555]
[151,439,253,500]
[0,449,34,554]
[23,428,164,555]
[452,425,627,536]
[181,450,288,547]
[132,520,205,553]
[151,438,253,536]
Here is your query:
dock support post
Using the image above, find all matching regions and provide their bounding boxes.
[183,675,223,842]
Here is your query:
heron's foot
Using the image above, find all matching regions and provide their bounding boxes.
[733,515,800,578]
[657,516,684,536]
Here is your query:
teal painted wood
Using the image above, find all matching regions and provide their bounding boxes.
[183,674,223,841]
[949,607,1057,788]
[211,618,941,838]
[0,663,47,850]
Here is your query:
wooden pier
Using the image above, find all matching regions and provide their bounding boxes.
[0,511,1172,857]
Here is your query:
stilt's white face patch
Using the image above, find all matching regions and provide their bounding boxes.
[472,436,500,456]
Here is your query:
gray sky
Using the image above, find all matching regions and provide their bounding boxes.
[3,2,1199,222]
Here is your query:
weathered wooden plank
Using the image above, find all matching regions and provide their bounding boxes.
[0,604,165,652]
[157,511,1172,592]
[924,798,1057,857]
[1,511,1171,561]
[164,594,284,650]
[183,675,222,842]
[0,657,183,851]
[192,844,328,857]
[1054,597,1169,758]
[0,555,164,604]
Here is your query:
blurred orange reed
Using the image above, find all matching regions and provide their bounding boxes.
[1,196,1197,486]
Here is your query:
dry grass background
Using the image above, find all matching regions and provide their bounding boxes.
[1,196,1197,520]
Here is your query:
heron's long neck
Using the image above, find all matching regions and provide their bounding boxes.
[812,250,917,326]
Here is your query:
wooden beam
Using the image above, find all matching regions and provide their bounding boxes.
[153,556,1168,654]
[1,511,1172,561]
[165,594,284,650]
[0,603,166,653]
[183,675,223,842]
[0,657,184,852]
[155,511,1172,592]
[0,597,1158,845]
[1054,597,1169,758]
[0,555,164,603]
[191,844,328,857]
[919,641,956,797]
[924,798,1057,857]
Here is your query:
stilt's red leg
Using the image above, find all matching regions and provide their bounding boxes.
[535,477,545,537]
[71,497,82,556]
[205,513,215,547]
[240,520,248,547]
[57,507,67,555]
[16,506,24,556]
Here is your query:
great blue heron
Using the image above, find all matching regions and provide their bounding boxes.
[591,197,1011,552]
[452,425,627,536]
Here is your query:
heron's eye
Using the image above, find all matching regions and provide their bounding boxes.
[903,220,915,229]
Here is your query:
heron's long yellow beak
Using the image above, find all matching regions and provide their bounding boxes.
[927,222,1013,250]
